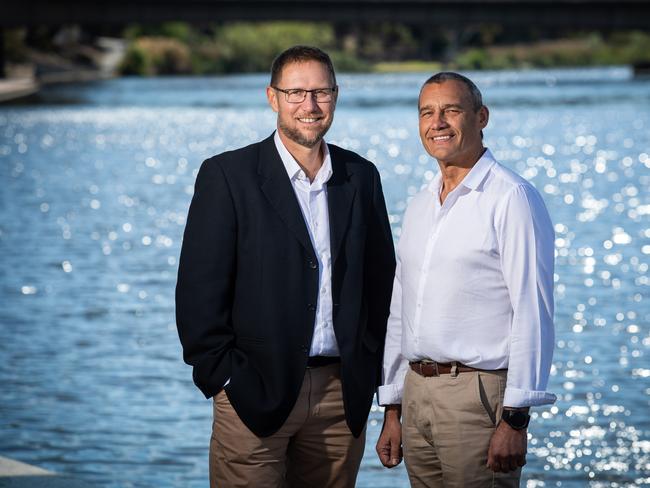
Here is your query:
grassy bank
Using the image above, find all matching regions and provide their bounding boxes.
[5,23,650,78]
[452,32,650,70]
[119,22,368,75]
[373,61,442,73]
[118,24,650,74]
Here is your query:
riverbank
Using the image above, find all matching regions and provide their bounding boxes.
[0,37,125,103]
[0,78,39,103]
[3,24,649,103]
[0,456,94,487]
[115,25,650,75]
[0,69,113,104]
[7,23,650,80]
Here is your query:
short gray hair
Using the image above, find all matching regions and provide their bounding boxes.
[421,72,483,111]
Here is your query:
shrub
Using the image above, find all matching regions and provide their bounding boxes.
[119,37,192,75]
[214,22,337,73]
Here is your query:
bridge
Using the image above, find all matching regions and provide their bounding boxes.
[3,0,650,29]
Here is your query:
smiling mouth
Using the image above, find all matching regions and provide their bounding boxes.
[432,135,453,141]
[297,117,322,124]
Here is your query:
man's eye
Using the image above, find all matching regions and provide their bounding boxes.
[288,90,305,96]
[420,112,432,118]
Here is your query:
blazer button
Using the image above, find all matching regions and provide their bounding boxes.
[307,303,316,311]
[308,260,318,269]
[301,345,309,353]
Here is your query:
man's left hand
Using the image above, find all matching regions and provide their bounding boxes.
[486,420,527,473]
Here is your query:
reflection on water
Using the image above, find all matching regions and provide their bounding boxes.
[0,67,648,487]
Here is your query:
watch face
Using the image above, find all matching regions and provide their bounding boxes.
[503,410,530,429]
[510,411,526,426]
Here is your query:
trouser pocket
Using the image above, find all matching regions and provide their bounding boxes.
[475,371,504,427]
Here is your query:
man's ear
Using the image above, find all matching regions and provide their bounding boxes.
[267,86,279,113]
[478,105,489,129]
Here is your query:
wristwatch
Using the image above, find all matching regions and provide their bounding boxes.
[501,409,530,430]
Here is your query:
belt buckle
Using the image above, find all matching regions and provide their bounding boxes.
[421,359,439,377]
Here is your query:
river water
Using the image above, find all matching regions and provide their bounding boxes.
[0,67,648,487]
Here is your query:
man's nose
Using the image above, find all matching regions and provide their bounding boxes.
[429,112,448,130]
[301,92,320,110]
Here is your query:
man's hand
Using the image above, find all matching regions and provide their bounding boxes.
[487,420,527,473]
[375,404,403,468]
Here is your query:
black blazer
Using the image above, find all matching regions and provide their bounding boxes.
[176,134,395,437]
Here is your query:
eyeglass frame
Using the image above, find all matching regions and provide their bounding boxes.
[272,86,338,103]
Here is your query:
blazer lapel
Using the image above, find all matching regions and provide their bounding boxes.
[327,146,356,265]
[258,135,315,255]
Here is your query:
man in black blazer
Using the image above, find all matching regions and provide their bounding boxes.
[176,46,395,487]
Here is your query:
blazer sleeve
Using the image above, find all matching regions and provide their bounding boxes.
[175,158,238,398]
[364,165,396,357]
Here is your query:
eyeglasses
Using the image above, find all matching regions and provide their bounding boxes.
[272,86,338,103]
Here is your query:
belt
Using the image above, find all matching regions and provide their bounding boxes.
[409,360,504,377]
[307,356,341,368]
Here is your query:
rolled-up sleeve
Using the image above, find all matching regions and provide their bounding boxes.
[497,184,556,407]
[378,254,410,405]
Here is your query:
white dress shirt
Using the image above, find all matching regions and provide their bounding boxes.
[274,131,339,357]
[379,149,556,408]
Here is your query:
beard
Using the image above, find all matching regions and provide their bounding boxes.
[279,117,332,149]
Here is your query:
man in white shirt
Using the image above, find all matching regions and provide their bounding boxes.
[375,72,556,487]
[176,46,395,487]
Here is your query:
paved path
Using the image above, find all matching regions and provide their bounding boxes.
[0,456,94,488]
[0,78,39,103]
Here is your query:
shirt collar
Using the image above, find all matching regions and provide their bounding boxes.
[460,148,495,191]
[427,147,496,195]
[273,130,332,187]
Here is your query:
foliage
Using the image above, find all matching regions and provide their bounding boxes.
[373,60,442,73]
[356,23,418,61]
[119,21,370,75]
[453,31,650,70]
[7,21,650,78]
[3,28,29,63]
[329,51,370,73]
[213,22,336,73]
[120,37,192,75]
[116,23,650,75]
[123,22,196,43]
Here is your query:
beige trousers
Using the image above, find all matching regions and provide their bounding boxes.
[210,363,365,488]
[402,367,521,488]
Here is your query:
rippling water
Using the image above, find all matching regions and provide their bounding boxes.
[1,67,648,487]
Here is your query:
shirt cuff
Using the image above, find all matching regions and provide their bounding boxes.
[378,383,403,406]
[504,387,557,408]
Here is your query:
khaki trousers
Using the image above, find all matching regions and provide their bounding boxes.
[210,363,365,488]
[402,367,521,488]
